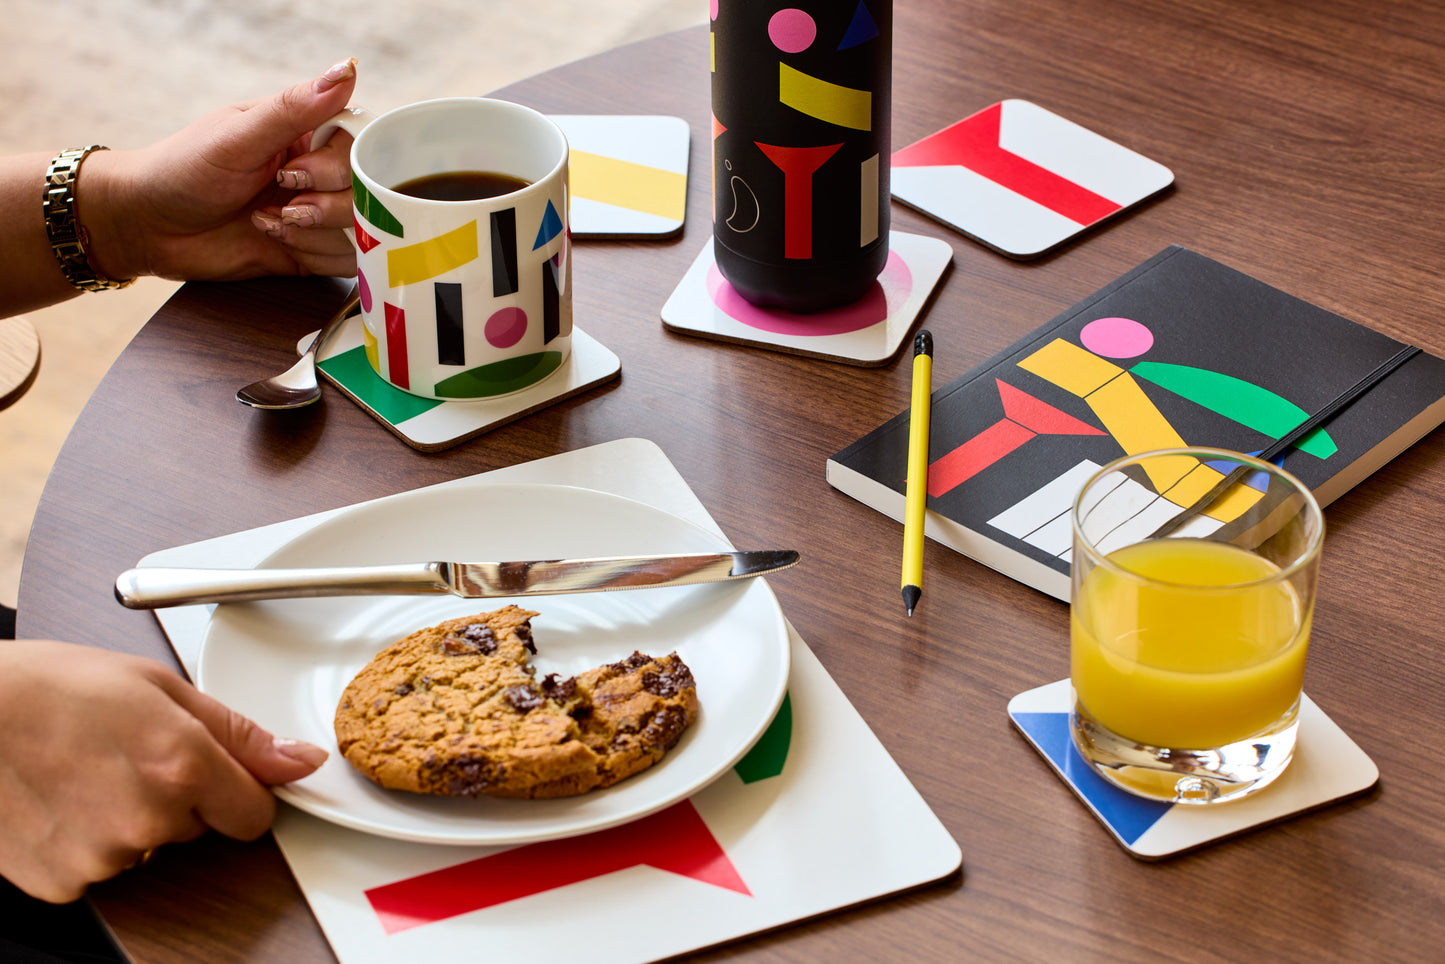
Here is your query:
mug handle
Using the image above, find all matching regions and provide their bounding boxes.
[308,106,377,249]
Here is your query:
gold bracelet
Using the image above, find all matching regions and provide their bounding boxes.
[42,145,134,292]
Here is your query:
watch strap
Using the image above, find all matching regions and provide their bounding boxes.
[43,145,134,292]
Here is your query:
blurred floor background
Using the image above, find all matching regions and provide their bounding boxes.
[0,0,703,608]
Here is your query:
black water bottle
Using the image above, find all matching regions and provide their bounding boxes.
[711,0,892,312]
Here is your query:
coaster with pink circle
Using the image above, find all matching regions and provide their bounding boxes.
[660,232,953,366]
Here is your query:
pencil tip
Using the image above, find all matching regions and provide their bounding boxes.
[901,584,921,616]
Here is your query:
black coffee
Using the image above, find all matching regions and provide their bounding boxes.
[392,170,531,201]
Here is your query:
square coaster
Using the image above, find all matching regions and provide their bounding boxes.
[550,115,690,238]
[1008,679,1378,859]
[305,318,620,451]
[891,99,1174,260]
[660,231,953,366]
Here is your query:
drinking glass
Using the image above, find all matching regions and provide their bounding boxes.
[1070,448,1324,804]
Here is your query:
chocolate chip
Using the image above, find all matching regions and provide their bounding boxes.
[503,684,543,713]
[642,659,694,698]
[515,620,536,654]
[393,682,414,697]
[439,623,497,655]
[424,753,498,797]
[463,623,497,646]
[608,651,653,673]
[541,673,576,702]
[641,705,689,749]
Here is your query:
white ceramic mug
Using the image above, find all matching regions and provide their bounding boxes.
[313,98,571,400]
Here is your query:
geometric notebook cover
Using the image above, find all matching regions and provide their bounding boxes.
[139,439,961,963]
[1008,679,1378,859]
[827,246,1445,600]
[550,115,689,239]
[891,99,1174,259]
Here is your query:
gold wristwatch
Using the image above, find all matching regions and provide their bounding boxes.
[43,145,134,292]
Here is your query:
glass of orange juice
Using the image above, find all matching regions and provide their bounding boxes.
[1070,448,1324,805]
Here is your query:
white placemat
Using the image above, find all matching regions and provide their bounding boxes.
[137,438,961,962]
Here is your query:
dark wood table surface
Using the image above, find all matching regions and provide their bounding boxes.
[20,2,1445,960]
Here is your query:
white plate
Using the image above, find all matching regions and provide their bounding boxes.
[196,482,790,846]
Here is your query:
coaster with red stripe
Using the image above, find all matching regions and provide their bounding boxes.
[891,99,1174,259]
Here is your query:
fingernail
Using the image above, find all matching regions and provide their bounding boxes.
[273,737,329,767]
[281,204,322,227]
[276,169,314,190]
[251,210,284,237]
[315,57,357,93]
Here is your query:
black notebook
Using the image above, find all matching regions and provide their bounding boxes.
[826,246,1445,600]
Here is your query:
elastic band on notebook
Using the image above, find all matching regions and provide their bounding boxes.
[1150,345,1423,538]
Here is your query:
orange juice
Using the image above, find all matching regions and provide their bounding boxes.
[1071,538,1309,749]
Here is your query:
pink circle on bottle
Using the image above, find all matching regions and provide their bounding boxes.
[1081,316,1154,359]
[485,307,528,348]
[768,9,817,53]
[705,251,911,336]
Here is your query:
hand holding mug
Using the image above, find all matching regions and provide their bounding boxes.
[309,98,572,400]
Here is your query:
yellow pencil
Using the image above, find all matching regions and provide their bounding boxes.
[901,329,933,616]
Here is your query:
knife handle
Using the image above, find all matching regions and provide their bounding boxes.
[114,563,448,609]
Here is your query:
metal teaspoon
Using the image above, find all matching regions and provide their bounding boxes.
[235,284,361,409]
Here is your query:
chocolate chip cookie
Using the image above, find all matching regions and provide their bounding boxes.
[333,605,698,799]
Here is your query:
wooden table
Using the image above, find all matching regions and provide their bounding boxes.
[20,2,1445,960]
[0,316,40,410]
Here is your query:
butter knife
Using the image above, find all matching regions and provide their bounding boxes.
[114,549,800,610]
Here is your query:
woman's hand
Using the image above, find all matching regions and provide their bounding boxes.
[0,639,328,903]
[87,59,361,283]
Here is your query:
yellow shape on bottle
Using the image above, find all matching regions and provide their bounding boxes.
[778,63,872,131]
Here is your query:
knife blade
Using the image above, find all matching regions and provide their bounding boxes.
[114,549,800,610]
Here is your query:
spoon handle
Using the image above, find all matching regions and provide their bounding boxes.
[302,283,362,359]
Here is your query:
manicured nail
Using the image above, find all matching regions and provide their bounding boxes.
[273,737,329,767]
[281,204,322,227]
[315,57,357,93]
[276,169,314,190]
[251,210,284,237]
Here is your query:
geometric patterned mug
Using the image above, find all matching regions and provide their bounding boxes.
[312,98,571,399]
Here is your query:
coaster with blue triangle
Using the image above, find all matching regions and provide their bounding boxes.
[1008,679,1378,859]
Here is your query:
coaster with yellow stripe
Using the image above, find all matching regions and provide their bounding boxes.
[550,115,689,238]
